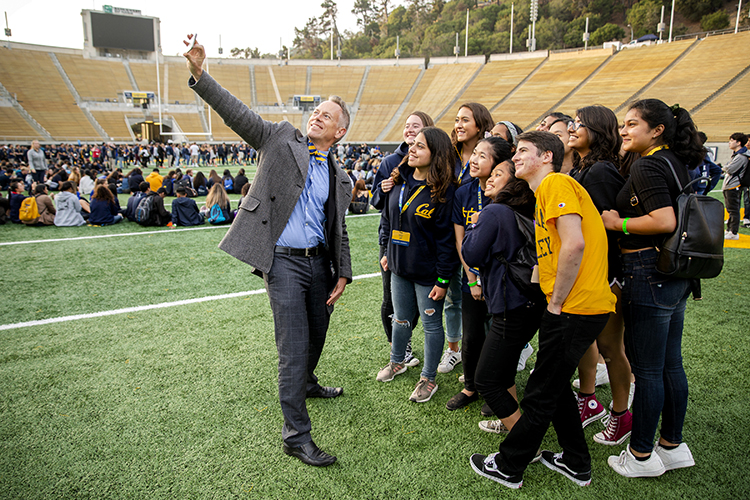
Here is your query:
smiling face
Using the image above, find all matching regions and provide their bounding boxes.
[620,108,663,155]
[454,106,479,144]
[536,114,557,132]
[484,161,511,199]
[306,101,346,149]
[469,141,495,180]
[408,132,431,168]
[403,114,425,146]
[549,121,573,156]
[512,140,548,183]
[567,116,591,156]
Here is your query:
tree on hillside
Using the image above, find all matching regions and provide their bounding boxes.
[626,0,661,38]
[320,0,340,38]
[677,0,725,23]
[590,22,625,45]
[293,16,326,59]
[230,47,261,59]
[700,10,730,30]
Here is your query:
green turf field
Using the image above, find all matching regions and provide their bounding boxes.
[1,206,749,498]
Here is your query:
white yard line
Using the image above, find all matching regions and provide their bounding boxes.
[0,272,381,331]
[0,212,381,247]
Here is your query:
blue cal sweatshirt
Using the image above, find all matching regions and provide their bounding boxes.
[382,167,459,289]
[371,142,409,246]
[462,203,535,314]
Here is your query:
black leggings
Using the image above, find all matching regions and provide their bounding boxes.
[461,291,491,392]
[475,302,544,419]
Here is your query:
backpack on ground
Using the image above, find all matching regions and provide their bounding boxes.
[738,152,750,188]
[19,196,40,224]
[135,194,158,226]
[208,203,227,224]
[653,158,725,279]
[223,177,233,191]
[494,208,546,305]
[174,177,197,197]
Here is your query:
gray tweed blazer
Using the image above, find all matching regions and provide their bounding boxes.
[189,73,352,284]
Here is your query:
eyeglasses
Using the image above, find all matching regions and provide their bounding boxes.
[568,121,586,131]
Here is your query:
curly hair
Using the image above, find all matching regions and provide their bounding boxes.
[393,126,456,203]
[575,105,622,171]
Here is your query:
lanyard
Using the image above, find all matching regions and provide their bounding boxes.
[399,184,425,213]
[645,145,669,156]
[477,182,484,212]
[458,160,469,186]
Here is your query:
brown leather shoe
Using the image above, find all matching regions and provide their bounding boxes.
[283,441,337,466]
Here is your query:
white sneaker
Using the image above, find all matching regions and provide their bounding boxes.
[478,419,509,434]
[608,447,666,478]
[458,374,465,383]
[517,344,534,371]
[572,363,609,390]
[653,443,695,471]
[725,232,739,240]
[437,348,462,373]
[742,218,750,225]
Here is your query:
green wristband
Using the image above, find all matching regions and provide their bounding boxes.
[468,281,478,287]
[437,277,449,284]
[622,217,631,235]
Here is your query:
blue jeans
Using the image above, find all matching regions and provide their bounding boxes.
[621,249,691,454]
[391,273,446,381]
[444,268,462,343]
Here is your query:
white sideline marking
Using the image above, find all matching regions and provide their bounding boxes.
[0,272,381,331]
[0,212,381,246]
[0,226,227,246]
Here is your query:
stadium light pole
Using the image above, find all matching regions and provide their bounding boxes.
[509,3,514,54]
[736,0,743,34]
[668,0,675,42]
[465,9,469,57]
[583,16,589,50]
[658,5,666,41]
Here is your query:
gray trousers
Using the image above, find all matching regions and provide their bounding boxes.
[264,252,332,447]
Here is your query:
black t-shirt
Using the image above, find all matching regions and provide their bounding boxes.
[614,149,690,250]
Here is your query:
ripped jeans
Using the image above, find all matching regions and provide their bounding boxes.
[390,273,446,381]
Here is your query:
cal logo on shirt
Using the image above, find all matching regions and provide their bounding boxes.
[415,203,435,219]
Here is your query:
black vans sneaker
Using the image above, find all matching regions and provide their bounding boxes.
[540,450,591,486]
[469,453,523,489]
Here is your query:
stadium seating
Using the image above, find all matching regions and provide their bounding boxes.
[0,48,99,140]
[1,31,748,144]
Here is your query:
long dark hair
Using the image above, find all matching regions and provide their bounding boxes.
[92,183,114,203]
[492,160,536,220]
[451,102,494,150]
[193,171,207,188]
[477,136,513,168]
[628,99,705,169]
[575,105,621,171]
[393,126,456,203]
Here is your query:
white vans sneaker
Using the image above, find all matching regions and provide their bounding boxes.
[653,443,695,471]
[517,344,534,371]
[608,447,666,478]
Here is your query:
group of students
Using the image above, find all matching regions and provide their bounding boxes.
[368,98,706,488]
[2,166,247,228]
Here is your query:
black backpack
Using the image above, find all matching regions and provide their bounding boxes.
[641,158,725,279]
[494,208,546,305]
[135,193,158,226]
[738,152,750,188]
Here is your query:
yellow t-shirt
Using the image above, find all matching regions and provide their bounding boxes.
[535,173,616,315]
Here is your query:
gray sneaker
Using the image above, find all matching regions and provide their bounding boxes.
[479,419,509,434]
[409,378,438,402]
[376,362,406,382]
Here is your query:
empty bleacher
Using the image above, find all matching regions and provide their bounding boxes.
[309,66,365,106]
[56,53,129,101]
[434,57,543,131]
[0,48,99,140]
[492,51,612,130]
[346,66,421,141]
[560,39,695,116]
[692,69,750,141]
[644,31,750,113]
[1,32,748,144]
[0,108,38,140]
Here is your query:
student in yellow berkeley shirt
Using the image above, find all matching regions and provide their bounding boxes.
[469,131,615,490]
